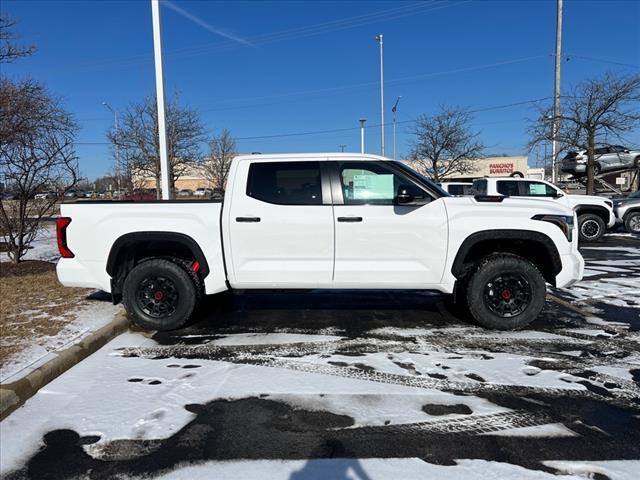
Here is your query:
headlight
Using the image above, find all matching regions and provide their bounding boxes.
[605,200,613,209]
[532,214,574,242]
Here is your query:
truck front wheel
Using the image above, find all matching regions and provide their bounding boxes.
[123,258,197,331]
[578,213,605,242]
[465,254,546,330]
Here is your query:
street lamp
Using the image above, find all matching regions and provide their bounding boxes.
[375,34,385,157]
[392,96,401,161]
[102,101,121,196]
[359,118,367,154]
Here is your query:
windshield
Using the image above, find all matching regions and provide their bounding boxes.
[629,191,640,199]
[392,161,450,197]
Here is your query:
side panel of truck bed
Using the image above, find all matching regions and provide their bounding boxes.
[57,202,227,295]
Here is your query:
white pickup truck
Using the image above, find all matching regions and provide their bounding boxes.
[56,154,584,331]
[472,177,615,242]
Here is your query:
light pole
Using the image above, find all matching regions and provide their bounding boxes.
[151,0,172,199]
[102,102,121,196]
[359,118,367,154]
[339,144,347,152]
[375,34,385,157]
[551,0,563,184]
[392,96,401,160]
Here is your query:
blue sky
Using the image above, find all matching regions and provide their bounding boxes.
[2,0,639,180]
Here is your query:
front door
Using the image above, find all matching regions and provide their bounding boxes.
[332,161,448,288]
[227,160,334,288]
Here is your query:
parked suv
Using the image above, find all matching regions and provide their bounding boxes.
[561,145,640,176]
[472,177,615,242]
[613,191,640,234]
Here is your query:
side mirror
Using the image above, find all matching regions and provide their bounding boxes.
[553,192,564,198]
[396,185,414,204]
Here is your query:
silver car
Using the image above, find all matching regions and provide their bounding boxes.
[561,145,640,176]
[613,191,640,234]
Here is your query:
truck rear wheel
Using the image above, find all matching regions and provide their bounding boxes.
[578,213,605,242]
[465,254,546,330]
[123,258,197,331]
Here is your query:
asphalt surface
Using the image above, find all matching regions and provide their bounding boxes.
[3,233,640,480]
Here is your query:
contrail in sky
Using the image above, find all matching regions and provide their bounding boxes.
[163,1,253,47]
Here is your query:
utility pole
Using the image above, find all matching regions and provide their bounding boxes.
[392,96,401,160]
[551,0,563,184]
[339,144,346,152]
[359,118,367,154]
[375,34,385,157]
[151,0,172,199]
[102,102,121,196]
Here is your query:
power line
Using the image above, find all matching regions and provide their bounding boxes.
[235,97,551,140]
[54,1,462,73]
[564,54,640,69]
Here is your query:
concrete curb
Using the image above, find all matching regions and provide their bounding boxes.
[0,312,130,420]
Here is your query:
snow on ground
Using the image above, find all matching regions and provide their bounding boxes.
[0,224,59,263]
[0,300,122,383]
[154,458,595,480]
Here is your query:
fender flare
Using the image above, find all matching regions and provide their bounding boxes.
[451,229,562,279]
[106,231,210,278]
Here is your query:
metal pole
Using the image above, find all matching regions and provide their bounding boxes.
[359,118,367,154]
[392,96,401,161]
[375,34,385,157]
[102,102,121,196]
[339,145,346,152]
[151,0,172,200]
[551,0,563,184]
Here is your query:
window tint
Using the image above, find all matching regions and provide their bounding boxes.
[521,181,557,197]
[448,184,473,195]
[496,181,520,196]
[340,162,421,205]
[472,179,487,194]
[246,161,322,205]
[595,147,609,155]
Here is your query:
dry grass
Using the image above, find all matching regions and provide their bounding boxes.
[0,260,89,369]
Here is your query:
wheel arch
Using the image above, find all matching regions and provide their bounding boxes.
[106,232,210,300]
[451,230,562,286]
[575,205,609,222]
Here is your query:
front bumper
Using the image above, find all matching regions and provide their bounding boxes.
[555,251,585,288]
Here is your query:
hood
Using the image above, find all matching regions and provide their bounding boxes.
[442,196,573,217]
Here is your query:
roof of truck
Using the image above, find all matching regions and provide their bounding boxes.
[233,153,390,162]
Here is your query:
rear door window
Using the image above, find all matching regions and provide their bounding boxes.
[496,181,520,196]
[246,161,322,205]
[472,179,487,195]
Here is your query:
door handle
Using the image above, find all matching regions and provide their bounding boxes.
[236,217,261,222]
[337,216,363,222]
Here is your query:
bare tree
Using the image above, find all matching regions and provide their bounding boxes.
[107,94,205,198]
[203,129,237,191]
[529,72,640,194]
[408,106,484,182]
[0,78,79,263]
[0,15,36,63]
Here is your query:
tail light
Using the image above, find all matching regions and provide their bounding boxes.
[56,217,74,258]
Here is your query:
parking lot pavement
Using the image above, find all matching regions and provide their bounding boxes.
[1,235,639,480]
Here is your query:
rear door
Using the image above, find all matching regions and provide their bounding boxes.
[227,159,334,287]
[332,161,448,287]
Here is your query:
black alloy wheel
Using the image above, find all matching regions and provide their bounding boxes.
[136,275,179,318]
[482,273,531,318]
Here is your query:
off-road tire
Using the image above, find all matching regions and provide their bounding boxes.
[123,258,197,331]
[624,211,640,234]
[465,254,546,330]
[578,213,605,242]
